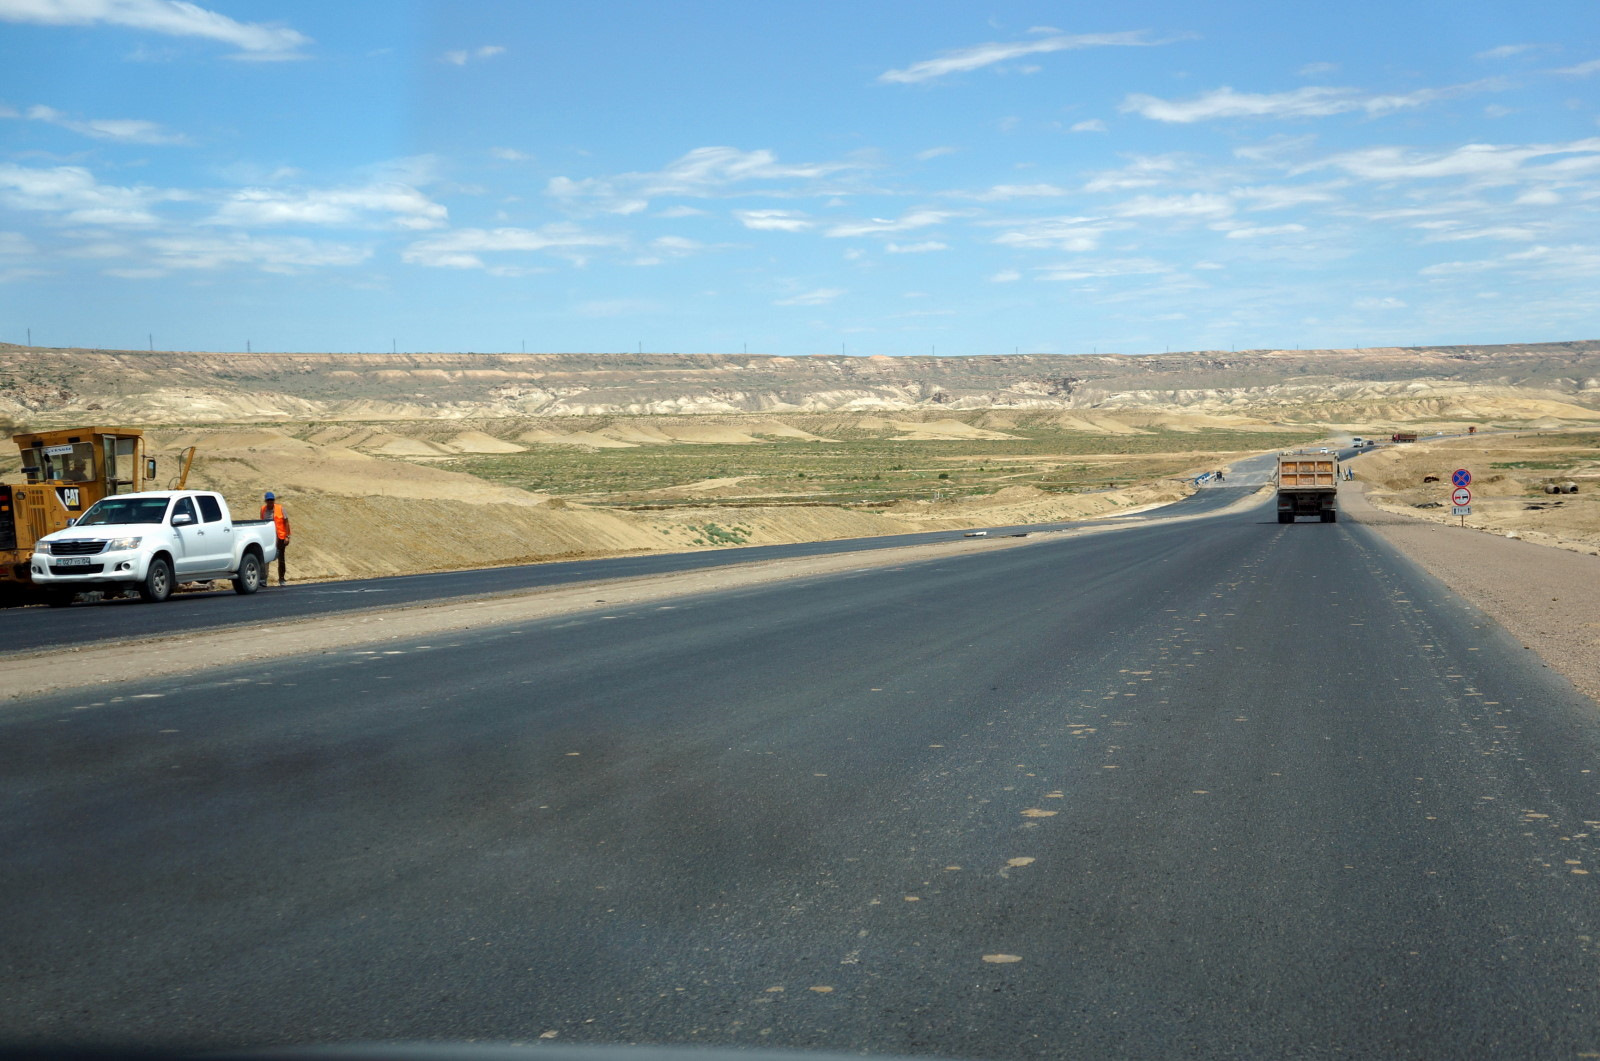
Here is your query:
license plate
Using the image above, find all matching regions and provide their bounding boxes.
[54,556,92,567]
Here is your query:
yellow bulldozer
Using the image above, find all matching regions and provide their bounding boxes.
[1,427,194,600]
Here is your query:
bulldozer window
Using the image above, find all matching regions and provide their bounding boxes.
[38,443,97,484]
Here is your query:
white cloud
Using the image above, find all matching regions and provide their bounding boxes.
[1419,224,1539,242]
[548,146,866,214]
[1121,80,1501,123]
[402,225,623,269]
[1354,296,1406,309]
[1477,44,1536,59]
[656,205,707,218]
[1069,119,1107,133]
[879,30,1166,84]
[1298,62,1338,77]
[961,183,1073,201]
[16,103,187,144]
[1222,223,1307,239]
[1230,184,1340,210]
[1036,258,1169,281]
[443,44,504,65]
[735,209,812,232]
[0,162,180,224]
[1552,58,1600,77]
[824,209,955,238]
[208,182,448,230]
[774,287,844,306]
[489,147,529,161]
[989,269,1021,283]
[885,241,948,253]
[990,216,1112,252]
[916,146,957,160]
[0,231,37,255]
[1082,155,1182,192]
[1307,137,1600,184]
[142,234,368,273]
[1112,193,1233,218]
[0,0,310,58]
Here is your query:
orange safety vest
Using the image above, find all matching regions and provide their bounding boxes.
[261,501,291,541]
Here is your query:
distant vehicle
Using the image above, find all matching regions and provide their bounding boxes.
[964,530,988,537]
[1277,453,1339,524]
[1392,432,1419,444]
[28,490,277,606]
[1351,437,1364,447]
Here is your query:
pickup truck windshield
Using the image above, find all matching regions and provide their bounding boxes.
[75,497,171,526]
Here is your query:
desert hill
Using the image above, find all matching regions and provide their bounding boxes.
[4,340,1599,424]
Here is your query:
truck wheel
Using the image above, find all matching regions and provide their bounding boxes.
[233,551,264,595]
[139,556,173,603]
[1278,512,1293,524]
[1324,511,1338,523]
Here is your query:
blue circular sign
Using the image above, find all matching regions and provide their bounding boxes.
[1451,468,1472,488]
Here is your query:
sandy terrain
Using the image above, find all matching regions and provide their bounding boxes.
[1353,433,1600,557]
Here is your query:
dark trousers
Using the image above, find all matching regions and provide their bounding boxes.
[276,538,288,583]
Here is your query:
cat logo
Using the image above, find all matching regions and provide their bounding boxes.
[57,487,81,510]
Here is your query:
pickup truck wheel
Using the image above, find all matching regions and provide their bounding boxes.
[44,591,75,608]
[233,551,264,595]
[139,556,173,603]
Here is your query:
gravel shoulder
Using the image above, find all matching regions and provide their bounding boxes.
[1343,484,1600,704]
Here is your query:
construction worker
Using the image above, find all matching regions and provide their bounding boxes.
[260,490,291,585]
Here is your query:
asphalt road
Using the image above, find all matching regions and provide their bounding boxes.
[0,454,1280,656]
[16,454,1592,1060]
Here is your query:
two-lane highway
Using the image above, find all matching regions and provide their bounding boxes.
[15,462,1583,1058]
[0,453,1277,656]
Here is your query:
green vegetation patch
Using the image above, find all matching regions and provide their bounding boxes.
[441,423,1308,509]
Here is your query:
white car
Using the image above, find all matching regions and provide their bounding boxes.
[30,490,279,605]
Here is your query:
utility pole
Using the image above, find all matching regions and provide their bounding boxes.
[148,333,153,352]
[247,340,252,354]
[392,338,397,354]
[26,328,30,346]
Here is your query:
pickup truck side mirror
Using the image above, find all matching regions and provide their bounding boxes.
[171,513,195,526]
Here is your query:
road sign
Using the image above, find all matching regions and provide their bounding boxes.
[1452,486,1472,507]
[1453,506,1472,516]
[1451,468,1472,488]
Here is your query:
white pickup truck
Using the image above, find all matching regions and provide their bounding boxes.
[28,490,278,605]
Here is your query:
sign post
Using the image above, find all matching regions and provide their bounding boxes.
[1451,485,1472,525]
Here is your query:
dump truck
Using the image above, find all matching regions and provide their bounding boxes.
[1391,431,1418,444]
[1,427,186,600]
[1277,452,1339,523]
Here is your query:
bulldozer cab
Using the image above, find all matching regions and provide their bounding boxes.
[3,427,157,589]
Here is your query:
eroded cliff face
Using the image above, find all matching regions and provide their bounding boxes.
[4,341,1599,423]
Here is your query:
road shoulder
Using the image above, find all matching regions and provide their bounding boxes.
[1343,484,1600,704]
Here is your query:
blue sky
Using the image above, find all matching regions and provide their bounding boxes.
[1,1,1597,356]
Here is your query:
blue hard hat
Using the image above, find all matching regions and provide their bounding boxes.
[264,491,276,500]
